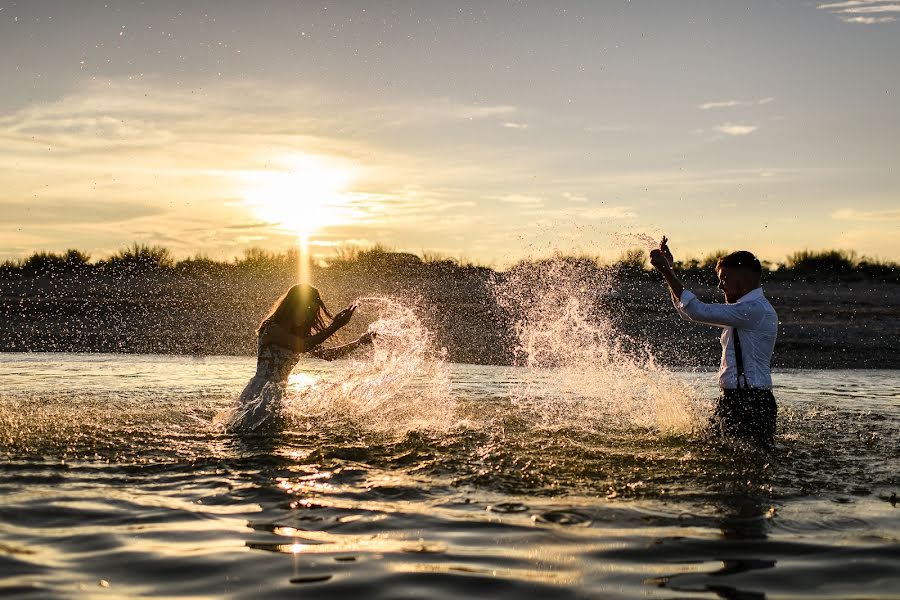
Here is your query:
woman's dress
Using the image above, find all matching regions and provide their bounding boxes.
[226,326,302,432]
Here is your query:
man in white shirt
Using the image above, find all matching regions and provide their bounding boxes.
[649,237,778,443]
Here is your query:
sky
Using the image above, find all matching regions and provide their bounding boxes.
[1,0,898,266]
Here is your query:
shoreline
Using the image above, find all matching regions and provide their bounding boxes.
[2,350,898,372]
[2,270,897,369]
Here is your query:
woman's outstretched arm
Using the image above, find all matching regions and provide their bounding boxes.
[309,332,375,361]
[260,305,358,352]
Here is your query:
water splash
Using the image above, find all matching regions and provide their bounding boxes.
[281,296,457,435]
[493,256,708,435]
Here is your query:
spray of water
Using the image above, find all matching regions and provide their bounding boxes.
[493,256,708,435]
[280,296,457,435]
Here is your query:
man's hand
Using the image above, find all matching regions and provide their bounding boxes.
[659,236,674,268]
[649,249,669,270]
[650,236,674,271]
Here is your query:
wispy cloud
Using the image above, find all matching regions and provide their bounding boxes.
[832,207,900,220]
[562,192,588,203]
[818,1,900,23]
[700,100,743,110]
[520,204,636,221]
[841,15,897,22]
[453,104,518,120]
[494,194,544,206]
[502,122,529,129]
[581,206,637,220]
[4,198,166,225]
[699,97,775,110]
[715,123,758,136]
[0,78,530,258]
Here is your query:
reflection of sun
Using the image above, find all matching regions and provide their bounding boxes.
[240,154,358,238]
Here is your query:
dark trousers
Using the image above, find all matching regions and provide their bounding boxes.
[709,388,777,444]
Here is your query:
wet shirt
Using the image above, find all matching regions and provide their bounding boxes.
[673,287,778,390]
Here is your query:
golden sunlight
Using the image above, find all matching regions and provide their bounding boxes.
[238,154,362,283]
[239,154,359,239]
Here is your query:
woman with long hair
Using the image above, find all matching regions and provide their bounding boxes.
[226,283,373,432]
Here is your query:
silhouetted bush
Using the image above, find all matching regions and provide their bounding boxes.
[21,251,68,275]
[101,243,174,274]
[785,249,856,275]
[611,248,648,279]
[0,244,896,283]
[328,244,423,273]
[0,259,21,279]
[856,257,899,283]
[175,254,231,277]
[234,247,299,276]
[62,249,92,268]
[13,249,92,276]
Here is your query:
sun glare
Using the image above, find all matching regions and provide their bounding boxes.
[238,154,361,283]
[240,154,358,238]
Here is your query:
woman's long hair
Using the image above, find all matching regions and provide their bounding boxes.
[257,284,333,335]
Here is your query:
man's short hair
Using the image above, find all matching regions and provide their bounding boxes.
[717,251,762,274]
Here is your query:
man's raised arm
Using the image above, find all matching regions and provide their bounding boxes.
[649,236,685,302]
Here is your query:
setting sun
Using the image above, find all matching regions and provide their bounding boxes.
[239,154,359,238]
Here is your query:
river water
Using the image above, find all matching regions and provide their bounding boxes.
[1,350,897,599]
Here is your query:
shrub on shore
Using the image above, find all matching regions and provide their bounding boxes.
[1,244,896,283]
[1,249,91,278]
[234,247,300,275]
[773,249,897,282]
[99,243,175,275]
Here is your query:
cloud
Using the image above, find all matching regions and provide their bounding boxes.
[502,122,529,129]
[818,1,900,23]
[831,207,900,220]
[581,205,637,220]
[841,15,897,22]
[4,198,165,225]
[494,194,544,206]
[386,100,517,125]
[715,123,758,136]
[699,100,743,110]
[699,98,775,110]
[1,79,499,257]
[834,226,900,258]
[222,221,279,230]
[453,104,518,120]
[562,192,588,203]
[819,0,900,11]
[522,204,636,221]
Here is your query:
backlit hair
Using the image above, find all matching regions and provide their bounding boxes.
[716,251,762,275]
[257,284,332,335]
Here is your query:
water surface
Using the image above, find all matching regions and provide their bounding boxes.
[1,353,898,599]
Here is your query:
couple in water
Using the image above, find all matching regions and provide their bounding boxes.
[226,284,374,432]
[230,237,779,444]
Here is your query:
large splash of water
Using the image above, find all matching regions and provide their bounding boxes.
[492,256,708,435]
[280,296,457,435]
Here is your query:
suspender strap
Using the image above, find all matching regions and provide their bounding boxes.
[732,327,750,389]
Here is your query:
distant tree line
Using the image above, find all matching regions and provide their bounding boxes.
[0,243,897,283]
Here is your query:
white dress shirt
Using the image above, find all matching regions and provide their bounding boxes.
[673,287,778,390]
